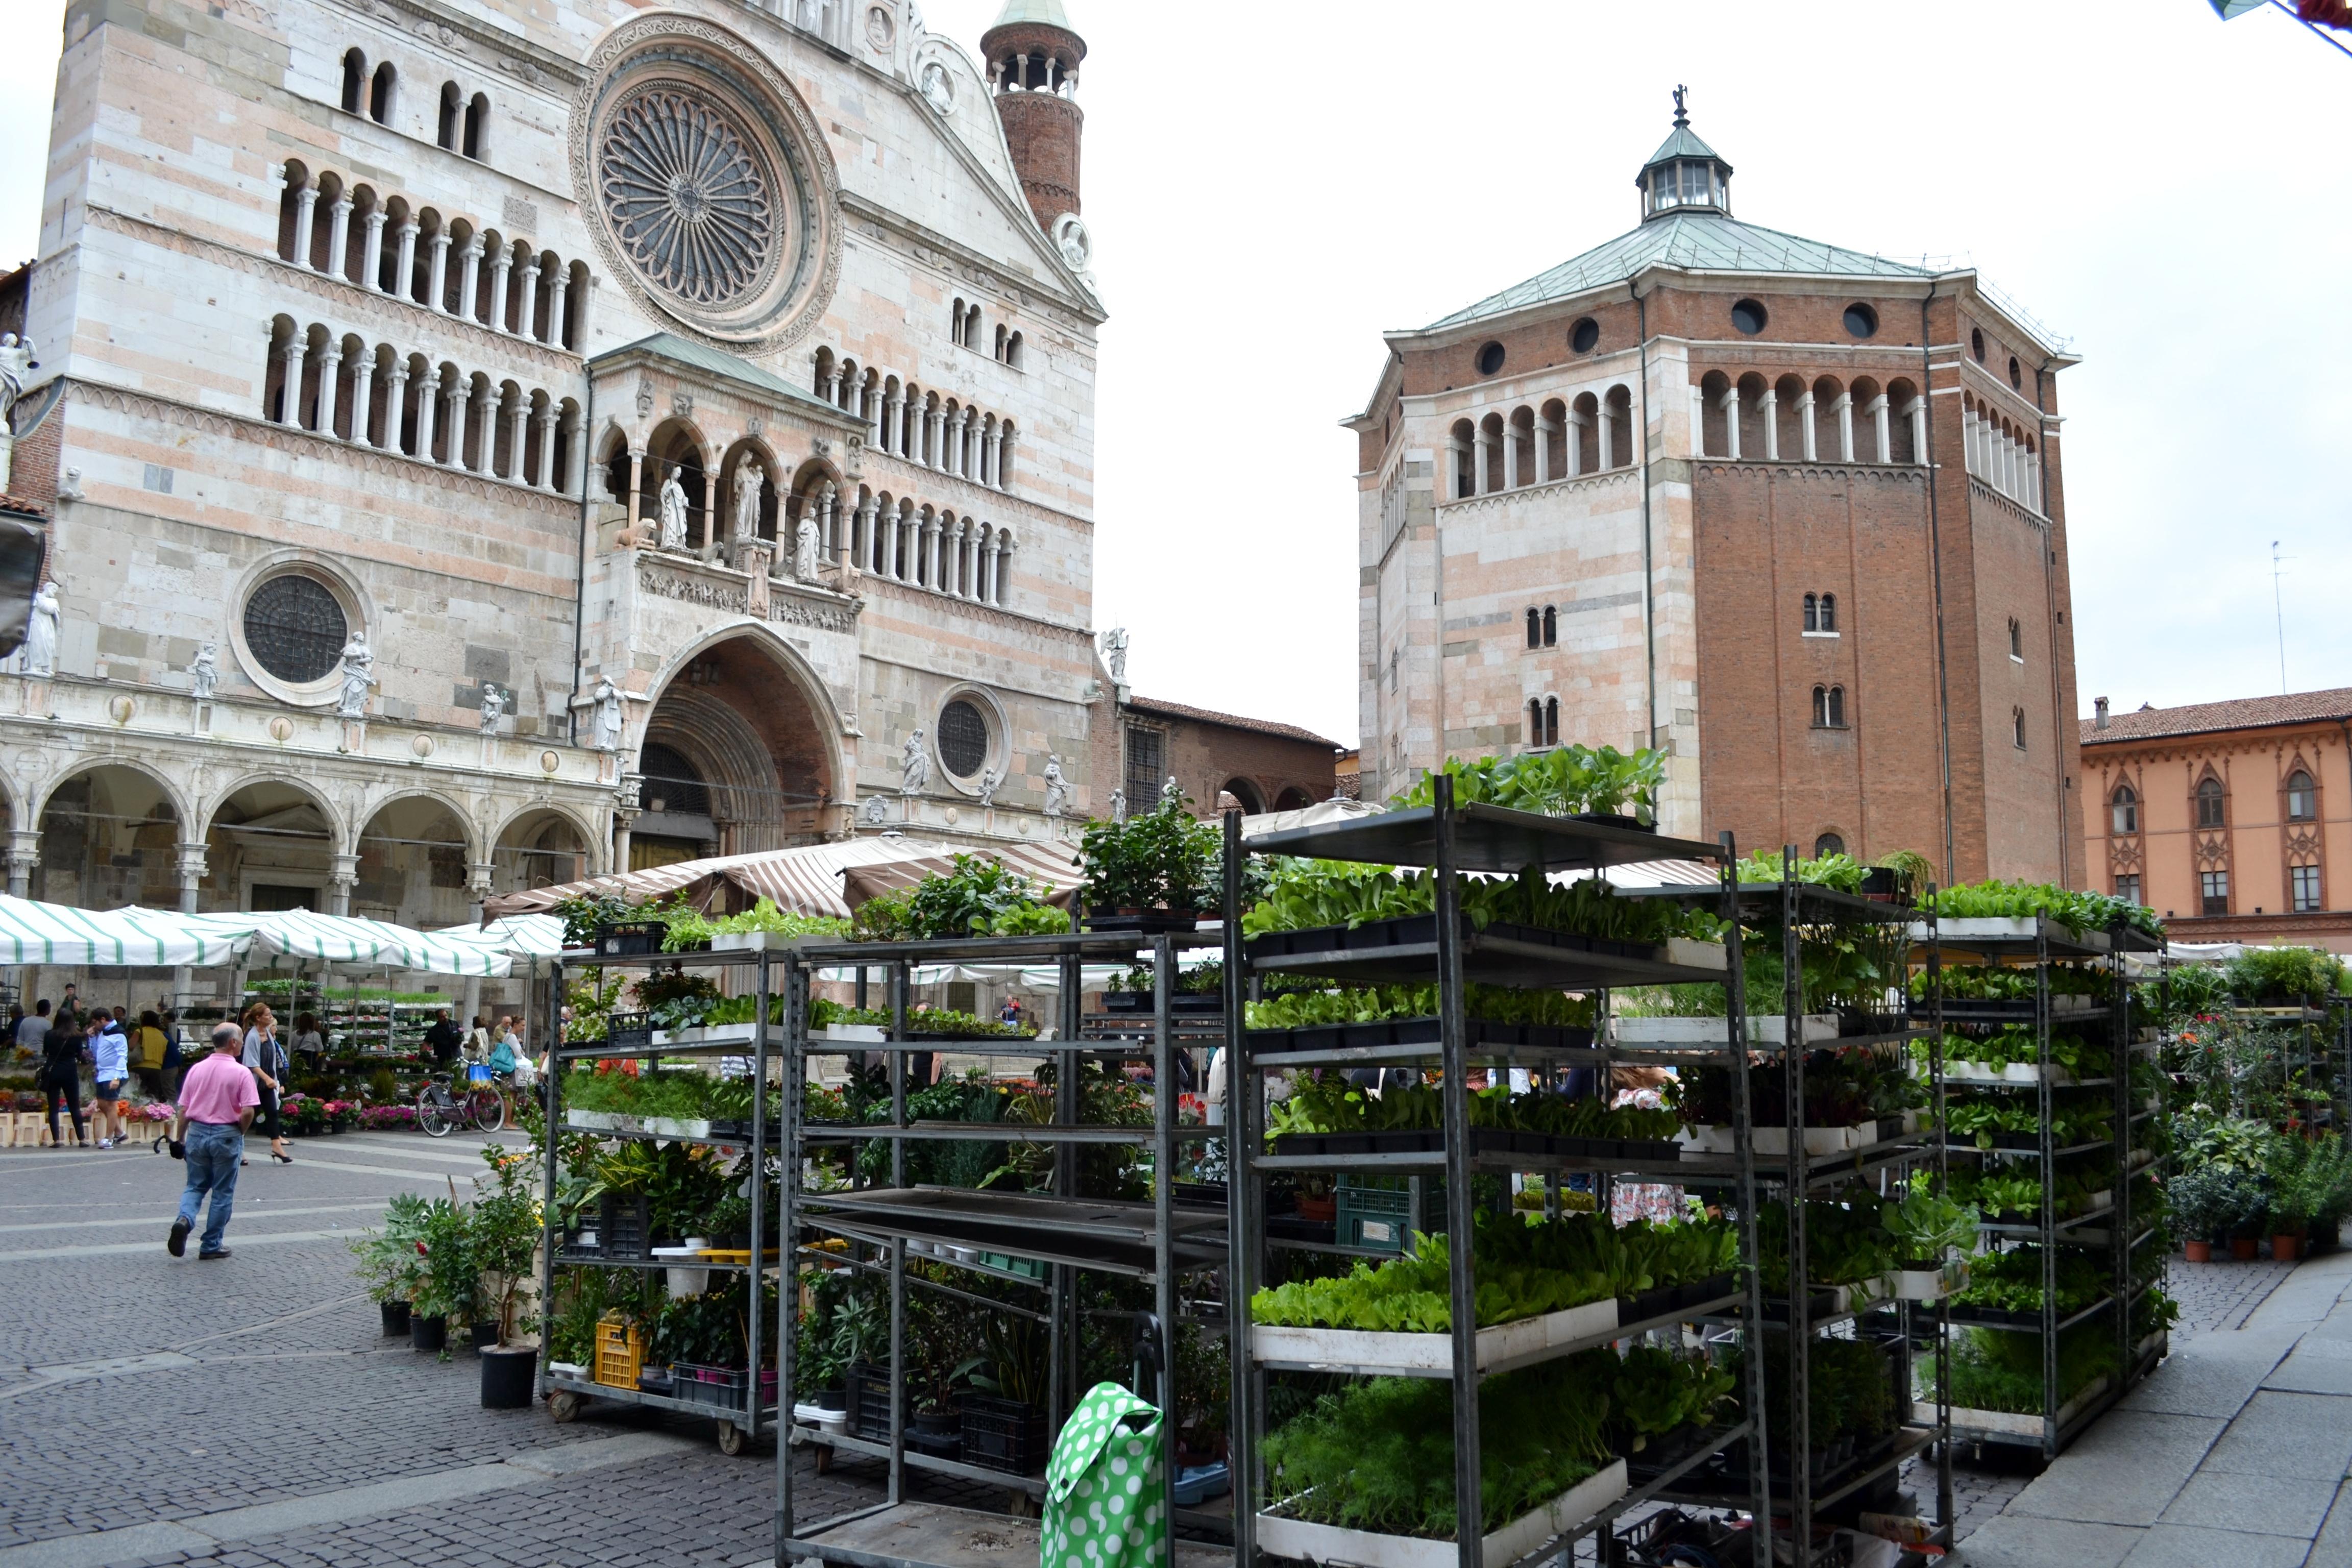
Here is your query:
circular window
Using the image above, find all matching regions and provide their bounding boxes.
[1730,299,1768,335]
[1970,328,1986,363]
[1569,317,1600,354]
[2008,355,2023,389]
[600,89,776,308]
[1475,341,1505,376]
[937,698,990,778]
[242,574,348,684]
[1843,303,1878,339]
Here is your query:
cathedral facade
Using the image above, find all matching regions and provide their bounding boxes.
[1,0,1106,928]
[1350,105,2087,887]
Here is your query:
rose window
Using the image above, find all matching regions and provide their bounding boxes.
[598,90,775,307]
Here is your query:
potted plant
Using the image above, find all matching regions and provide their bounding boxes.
[2166,1167,2233,1263]
[409,1197,472,1352]
[349,1192,428,1335]
[1881,1188,1979,1295]
[2218,1168,2268,1261]
[471,1146,544,1408]
[1077,793,1220,930]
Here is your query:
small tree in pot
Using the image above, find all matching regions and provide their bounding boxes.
[2167,1167,2235,1263]
[1079,792,1220,924]
[471,1145,545,1407]
[349,1191,428,1336]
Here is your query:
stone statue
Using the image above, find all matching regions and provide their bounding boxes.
[334,632,377,719]
[794,513,820,581]
[900,728,930,795]
[919,59,954,114]
[1041,754,1068,819]
[731,457,764,541]
[0,333,37,429]
[188,641,218,701]
[1109,788,1125,824]
[20,579,59,677]
[977,767,999,807]
[592,677,624,752]
[657,470,689,551]
[478,682,505,734]
[862,794,888,825]
[1161,774,1184,811]
[1051,214,1092,276]
[1101,626,1129,683]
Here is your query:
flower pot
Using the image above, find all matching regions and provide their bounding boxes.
[469,1321,499,1353]
[2231,1237,2261,1261]
[480,1345,536,1409]
[2183,1241,2213,1264]
[410,1314,448,1352]
[912,1409,960,1438]
[2274,1234,2301,1262]
[380,1300,412,1337]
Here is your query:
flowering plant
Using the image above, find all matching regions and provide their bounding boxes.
[358,1104,420,1131]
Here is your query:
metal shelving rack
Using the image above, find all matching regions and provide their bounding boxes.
[774,927,1230,1568]
[1224,783,1770,1568]
[1925,917,2156,1461]
[1625,857,1951,1568]
[533,943,783,1455]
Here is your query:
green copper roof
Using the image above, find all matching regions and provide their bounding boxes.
[1644,120,1724,169]
[1422,213,1938,332]
[991,0,1075,28]
[590,332,846,418]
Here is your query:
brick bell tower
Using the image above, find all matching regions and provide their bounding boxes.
[980,0,1086,234]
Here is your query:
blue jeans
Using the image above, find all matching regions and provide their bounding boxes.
[177,1121,242,1254]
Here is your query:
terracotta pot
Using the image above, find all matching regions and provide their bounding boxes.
[2231,1237,2261,1261]
[2274,1234,2301,1263]
[2183,1241,2213,1263]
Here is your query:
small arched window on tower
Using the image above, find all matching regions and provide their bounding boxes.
[1818,593,1836,633]
[2008,617,2023,661]
[437,82,461,150]
[1544,696,1560,747]
[340,48,367,114]
[371,61,396,125]
[463,92,488,159]
[2288,769,2317,822]
[1815,832,1846,857]
[2112,783,2138,835]
[2012,707,2027,751]
[1803,593,1818,632]
[950,299,967,346]
[1525,607,1541,649]
[1541,606,1557,647]
[2197,776,2226,829]
[1527,699,1544,747]
[1812,685,1847,729]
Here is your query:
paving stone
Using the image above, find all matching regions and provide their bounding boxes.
[1951,1515,2143,1568]
[2006,1410,2223,1526]
[2119,1327,2299,1418]
[2121,1523,2314,1568]
[2309,1480,2352,1567]
[2202,1391,2352,1481]
[2161,1471,2335,1538]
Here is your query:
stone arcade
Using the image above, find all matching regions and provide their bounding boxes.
[0,0,1111,951]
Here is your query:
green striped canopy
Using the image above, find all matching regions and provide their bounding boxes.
[0,896,516,977]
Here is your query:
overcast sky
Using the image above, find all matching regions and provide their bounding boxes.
[5,2,2345,747]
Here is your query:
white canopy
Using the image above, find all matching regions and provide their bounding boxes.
[0,896,517,977]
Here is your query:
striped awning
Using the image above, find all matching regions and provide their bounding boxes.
[0,895,516,977]
[481,836,1086,921]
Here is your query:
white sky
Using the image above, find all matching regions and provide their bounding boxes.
[5,1,2347,749]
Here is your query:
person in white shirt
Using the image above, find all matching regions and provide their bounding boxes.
[90,1015,131,1148]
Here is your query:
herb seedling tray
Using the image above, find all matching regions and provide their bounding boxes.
[1947,1377,2111,1439]
[1271,1128,1677,1164]
[1256,1458,1628,1568]
[1247,1018,1595,1057]
[1615,1014,1838,1046]
[1252,1296,1619,1377]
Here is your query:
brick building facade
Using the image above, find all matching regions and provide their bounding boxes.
[2080,690,2352,952]
[1350,103,2085,886]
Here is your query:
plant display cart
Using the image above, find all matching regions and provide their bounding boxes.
[1919,914,2164,1460]
[774,928,1228,1568]
[1621,855,1956,1568]
[534,943,784,1456]
[1224,782,1771,1568]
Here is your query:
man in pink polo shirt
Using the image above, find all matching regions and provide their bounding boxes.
[168,1022,259,1260]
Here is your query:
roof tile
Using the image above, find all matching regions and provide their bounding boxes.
[2080,688,2352,745]
[1125,694,1344,751]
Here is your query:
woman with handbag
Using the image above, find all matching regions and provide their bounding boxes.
[40,1014,89,1146]
[240,1003,293,1165]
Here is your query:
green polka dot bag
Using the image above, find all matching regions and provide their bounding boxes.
[1041,1380,1167,1568]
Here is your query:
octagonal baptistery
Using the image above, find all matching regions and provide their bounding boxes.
[1349,100,2086,887]
[6,0,1112,924]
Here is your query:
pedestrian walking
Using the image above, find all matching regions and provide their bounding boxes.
[167,1023,259,1260]
[241,1002,292,1164]
[40,1013,89,1146]
[488,1016,520,1078]
[159,1010,187,1101]
[14,998,51,1062]
[464,1014,492,1063]
[133,1010,170,1100]
[90,1012,131,1148]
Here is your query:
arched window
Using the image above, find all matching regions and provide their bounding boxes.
[1803,592,1818,632]
[2012,707,2027,750]
[2112,783,2138,835]
[993,323,1007,359]
[463,93,488,159]
[1815,832,1846,857]
[437,82,460,150]
[1811,685,1832,728]
[1525,607,1540,649]
[2196,776,2226,829]
[1828,686,1846,728]
[2008,617,2023,660]
[1527,699,1544,747]
[340,49,366,114]
[371,61,396,125]
[2288,769,2317,822]
[1819,593,1836,633]
[951,298,967,346]
[1544,696,1559,747]
[1541,606,1557,647]
[1006,331,1023,369]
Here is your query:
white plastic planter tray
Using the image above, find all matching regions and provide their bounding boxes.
[562,1111,714,1140]
[1662,939,1728,971]
[1252,1297,1618,1378]
[712,931,779,951]
[667,1023,757,1047]
[1887,1259,1969,1302]
[1681,1123,1872,1157]
[1615,1014,1837,1047]
[1914,917,2111,951]
[819,1023,887,1044]
[2135,1330,2169,1364]
[1257,1458,1628,1568]
[1941,1060,2075,1086]
[1948,1377,2110,1439]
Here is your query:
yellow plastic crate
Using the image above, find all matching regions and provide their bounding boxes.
[593,1316,645,1390]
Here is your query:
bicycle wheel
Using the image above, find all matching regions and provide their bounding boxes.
[470,1088,507,1134]
[418,1090,453,1138]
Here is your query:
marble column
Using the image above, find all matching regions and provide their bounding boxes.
[1598,401,1617,470]
[926,404,945,470]
[315,345,344,439]
[628,448,646,535]
[488,243,513,332]
[326,194,353,278]
[881,391,902,456]
[5,829,37,898]
[1565,412,1587,477]
[505,394,528,482]
[985,424,1004,487]
[381,358,408,453]
[1501,422,1518,489]
[361,206,388,292]
[426,229,452,312]
[566,410,586,496]
[533,406,557,489]
[1907,398,1926,465]
[1869,395,1891,465]
[445,379,472,469]
[1833,394,1854,462]
[414,366,440,460]
[1759,387,1779,462]
[457,235,484,322]
[279,338,307,425]
[1533,415,1554,484]
[395,219,420,301]
[326,853,359,917]
[348,348,376,448]
[516,255,541,340]
[546,270,570,348]
[1796,391,1817,461]
[292,181,320,267]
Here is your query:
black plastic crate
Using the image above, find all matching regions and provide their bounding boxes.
[845,1363,896,1442]
[599,1193,652,1261]
[672,1362,777,1413]
[595,921,664,957]
[603,1011,654,1051]
[960,1395,1045,1475]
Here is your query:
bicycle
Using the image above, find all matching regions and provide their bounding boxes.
[419,1067,508,1137]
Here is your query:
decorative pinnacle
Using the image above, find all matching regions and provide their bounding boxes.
[1672,84,1688,125]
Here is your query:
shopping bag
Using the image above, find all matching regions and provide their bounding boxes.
[1041,1380,1166,1568]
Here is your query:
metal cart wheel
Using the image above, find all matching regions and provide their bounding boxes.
[547,1390,582,1423]
[716,1419,749,1456]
